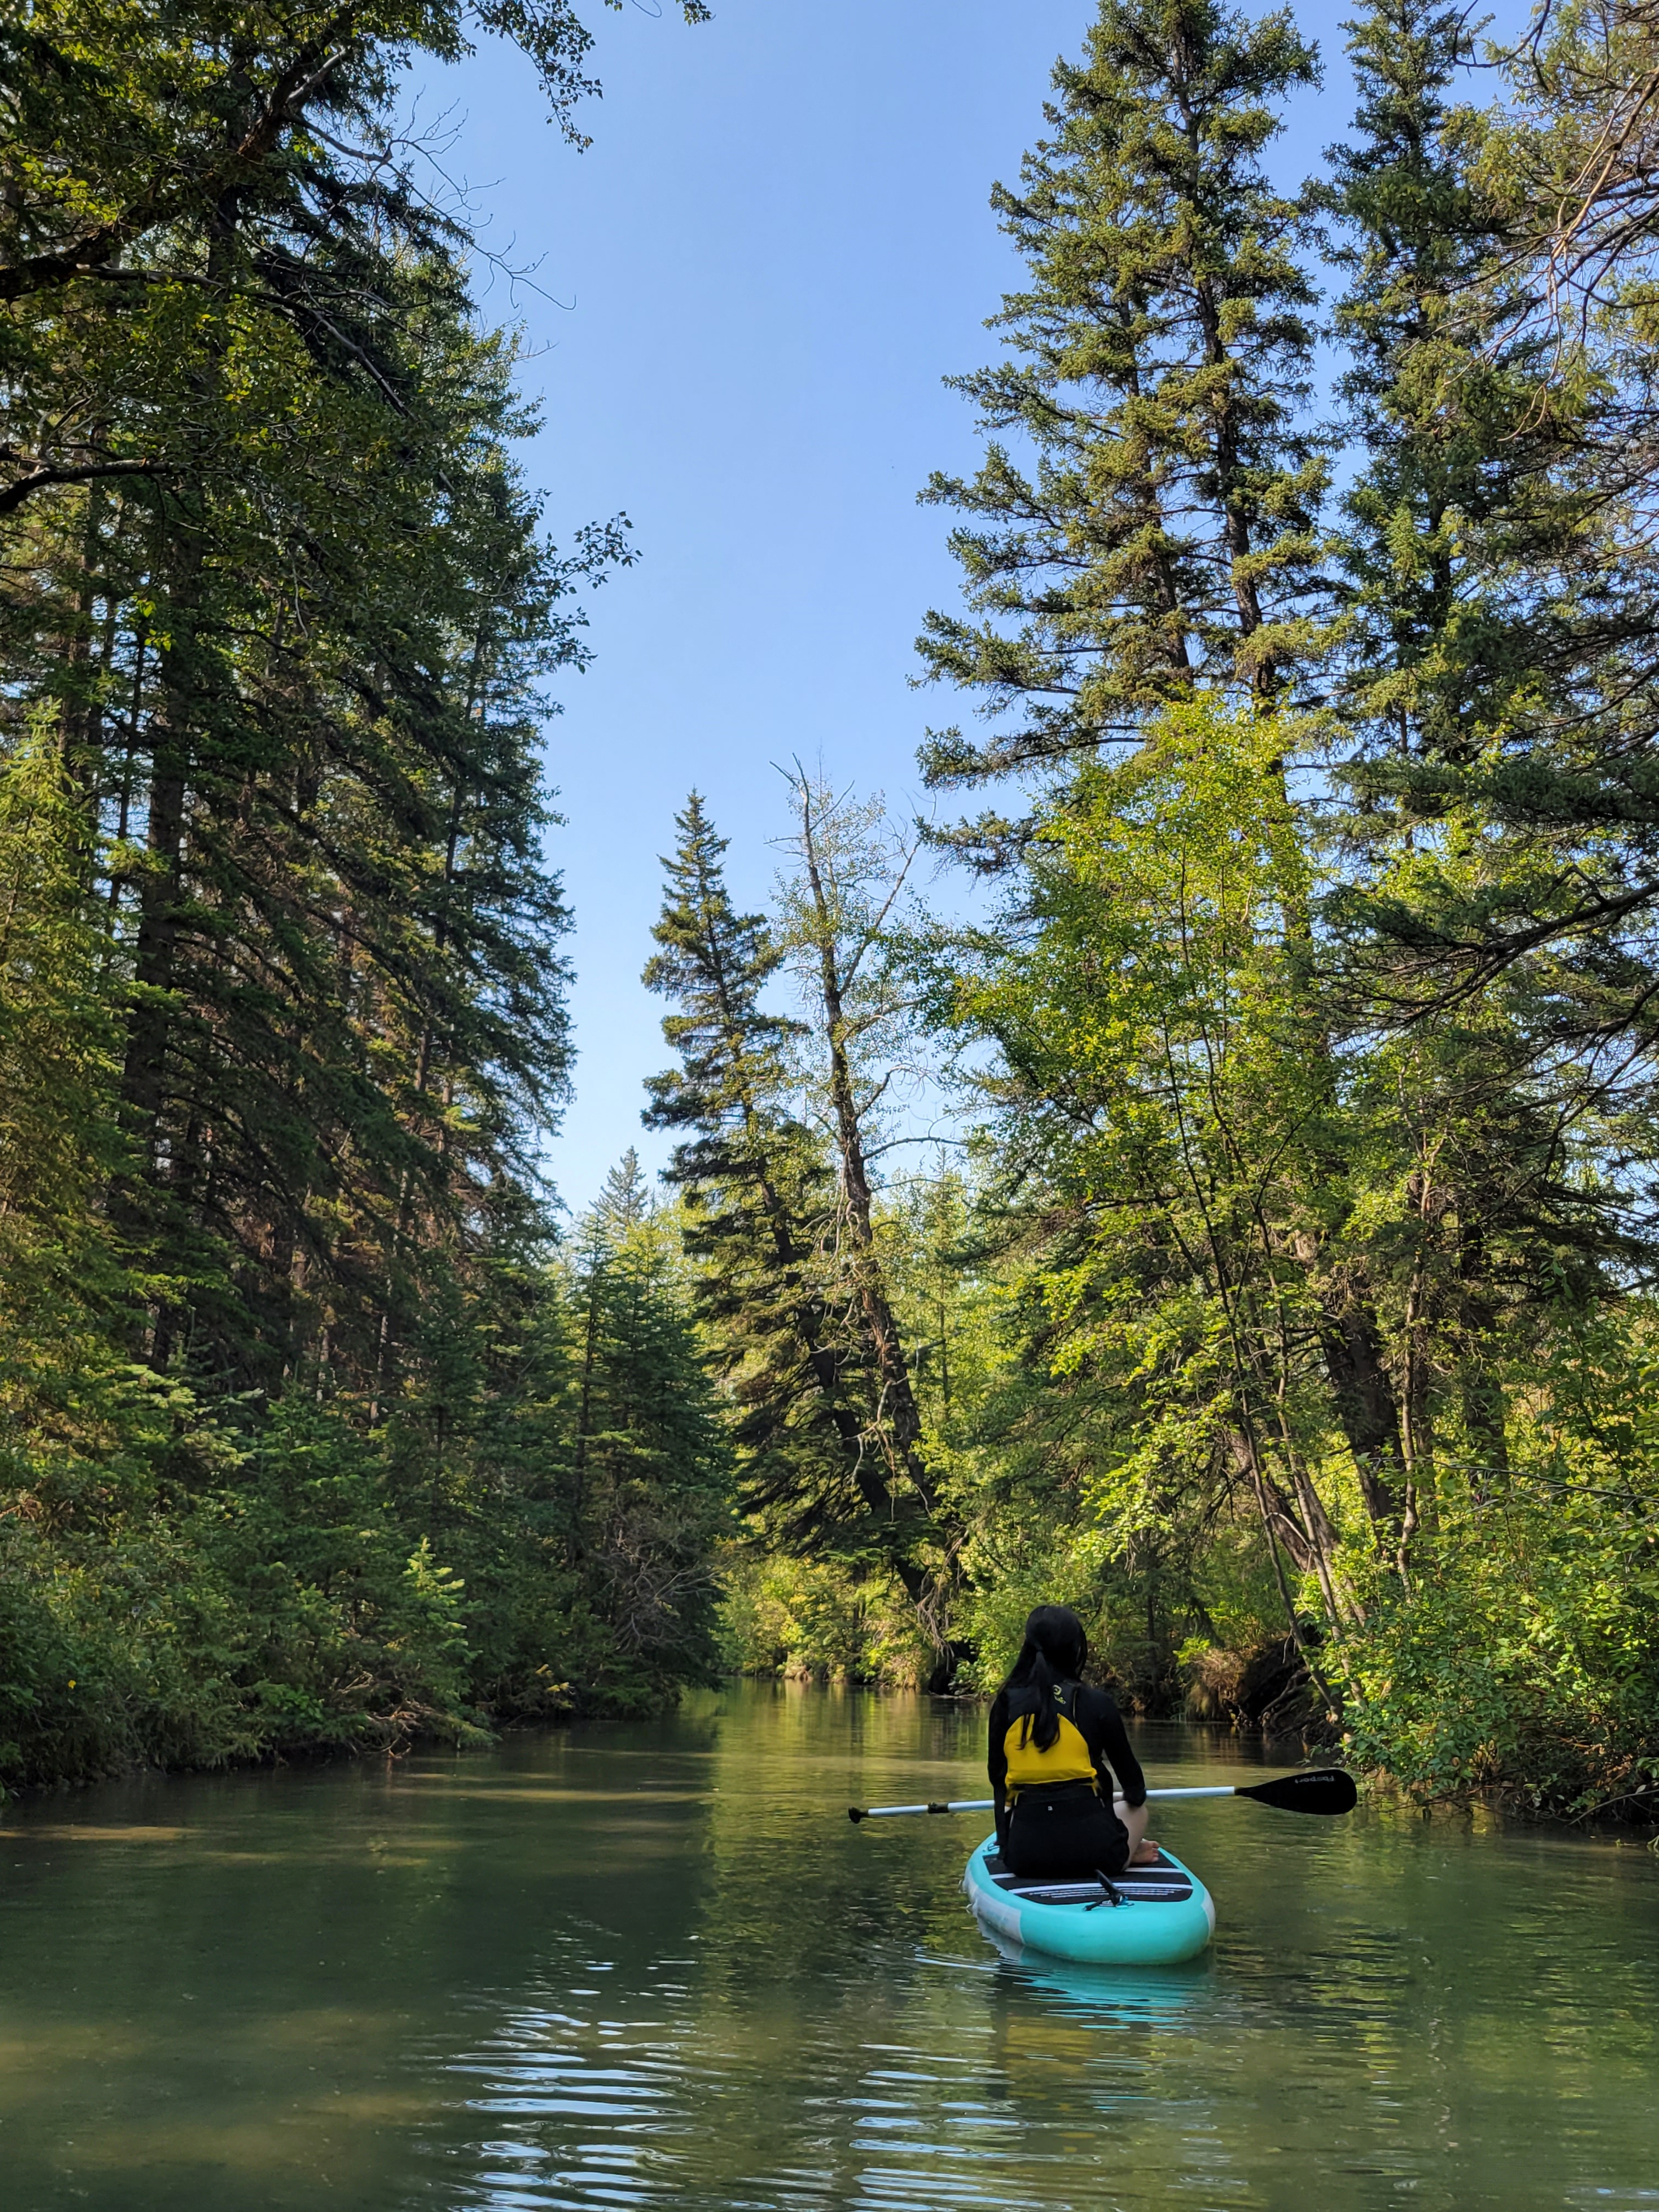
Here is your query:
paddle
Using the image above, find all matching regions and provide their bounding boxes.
[847,1767,1357,1822]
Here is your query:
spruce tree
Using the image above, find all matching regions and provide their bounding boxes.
[917,0,1421,1553]
[917,0,1327,794]
[1318,0,1659,1171]
[1321,0,1659,1514]
[594,1149,653,1242]
[642,794,939,1620]
[555,1188,733,1695]
[0,0,733,1781]
[1327,0,1590,787]
[0,0,685,1387]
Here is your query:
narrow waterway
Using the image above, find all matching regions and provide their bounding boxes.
[1,1684,1655,2210]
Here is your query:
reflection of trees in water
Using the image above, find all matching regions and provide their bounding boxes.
[12,1688,1659,2211]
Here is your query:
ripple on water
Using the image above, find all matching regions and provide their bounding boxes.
[5,1692,1658,2212]
[436,1944,1221,2212]
[420,1796,1659,2212]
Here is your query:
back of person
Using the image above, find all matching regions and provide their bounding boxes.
[998,1678,1098,1794]
[988,1606,1151,1880]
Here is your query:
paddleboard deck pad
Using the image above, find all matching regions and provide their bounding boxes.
[963,1836,1215,1965]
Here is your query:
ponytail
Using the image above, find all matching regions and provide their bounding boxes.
[1022,1644,1064,1752]
[1002,1603,1089,1752]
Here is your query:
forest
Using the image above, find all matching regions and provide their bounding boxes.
[3,0,1659,1822]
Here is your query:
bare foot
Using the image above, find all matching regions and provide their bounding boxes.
[1130,1838,1160,1866]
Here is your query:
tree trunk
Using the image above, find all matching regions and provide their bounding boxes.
[794,793,955,1648]
[798,809,934,1514]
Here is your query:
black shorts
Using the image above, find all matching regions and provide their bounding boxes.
[1005,1782,1130,1879]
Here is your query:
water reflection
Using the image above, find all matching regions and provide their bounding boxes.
[2,1688,1657,2211]
[970,1926,1217,2023]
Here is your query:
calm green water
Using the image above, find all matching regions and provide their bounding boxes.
[2,1685,1657,2211]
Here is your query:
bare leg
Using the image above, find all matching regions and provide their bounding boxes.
[1115,1798,1159,1866]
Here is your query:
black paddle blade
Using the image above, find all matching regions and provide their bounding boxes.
[1238,1767,1357,1816]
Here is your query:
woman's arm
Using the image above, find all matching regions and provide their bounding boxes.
[987,1689,1011,1851]
[1085,1688,1147,1807]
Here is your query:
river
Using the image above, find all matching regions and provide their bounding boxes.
[1,1683,1655,2209]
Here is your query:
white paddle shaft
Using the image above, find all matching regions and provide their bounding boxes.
[853,1784,1237,1819]
[856,1799,992,1817]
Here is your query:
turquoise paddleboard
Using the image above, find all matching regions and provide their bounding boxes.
[963,1835,1215,1966]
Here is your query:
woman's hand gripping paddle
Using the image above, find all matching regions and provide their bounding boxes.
[847,1767,1358,1822]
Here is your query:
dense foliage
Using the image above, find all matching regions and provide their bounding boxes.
[0,0,727,1787]
[10,0,1659,1824]
[663,0,1659,1820]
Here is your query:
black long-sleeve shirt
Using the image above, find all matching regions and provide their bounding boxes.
[988,1680,1148,1821]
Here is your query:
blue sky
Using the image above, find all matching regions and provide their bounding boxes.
[420,0,1509,1215]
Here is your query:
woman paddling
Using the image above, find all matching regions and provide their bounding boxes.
[989,1604,1159,1878]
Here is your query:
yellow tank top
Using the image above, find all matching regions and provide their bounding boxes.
[1002,1684,1098,1798]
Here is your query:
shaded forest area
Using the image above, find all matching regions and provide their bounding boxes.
[0,0,727,1784]
[5,0,1659,1820]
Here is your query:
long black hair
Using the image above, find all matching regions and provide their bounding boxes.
[1002,1604,1089,1751]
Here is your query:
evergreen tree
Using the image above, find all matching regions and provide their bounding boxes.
[912,0,1659,1779]
[0,725,134,1414]
[1326,0,1505,766]
[1325,0,1628,814]
[1327,0,1659,1026]
[555,1193,733,1697]
[0,0,716,1387]
[642,794,940,1632]
[0,0,726,1784]
[916,0,1327,798]
[1323,0,1656,1509]
[915,0,1420,1543]
[594,1148,653,1242]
